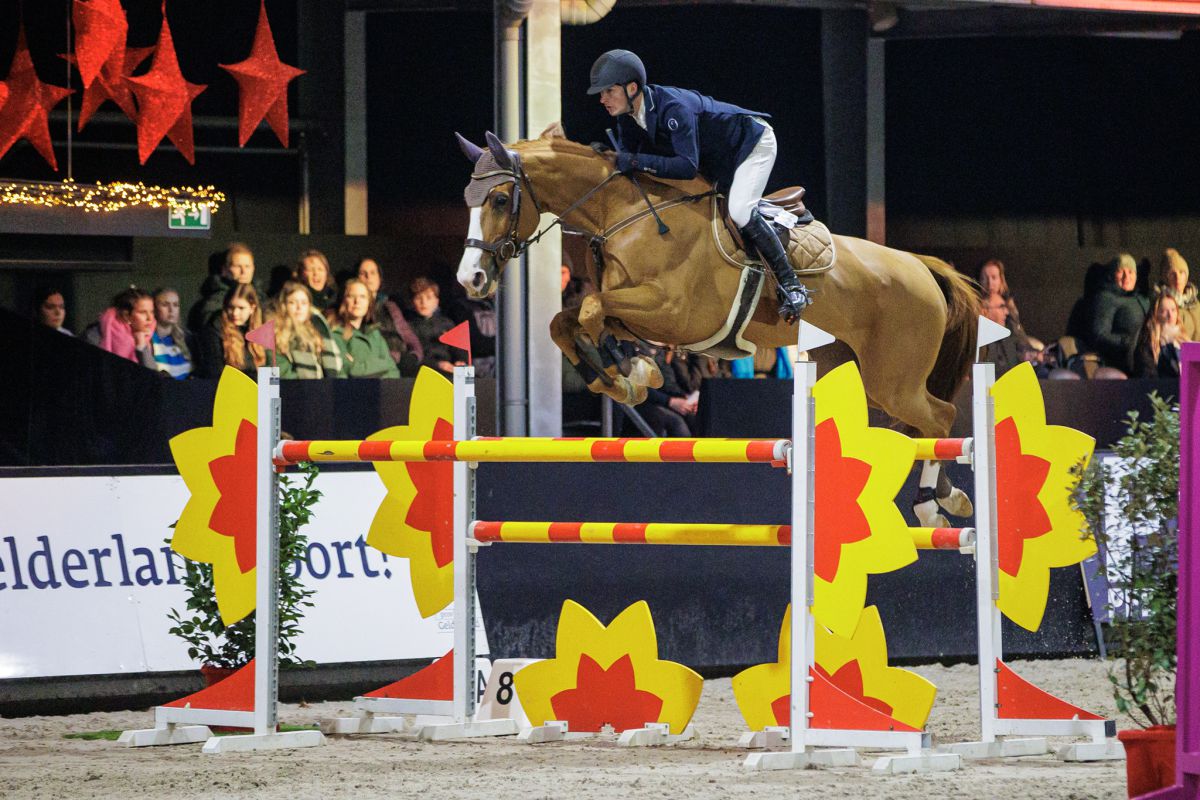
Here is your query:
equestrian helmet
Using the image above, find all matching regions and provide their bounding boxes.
[587,50,647,95]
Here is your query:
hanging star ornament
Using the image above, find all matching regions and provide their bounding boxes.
[219,0,304,147]
[125,9,206,164]
[72,0,128,88]
[0,28,74,170]
[73,46,154,131]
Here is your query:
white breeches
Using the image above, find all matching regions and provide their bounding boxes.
[727,120,777,228]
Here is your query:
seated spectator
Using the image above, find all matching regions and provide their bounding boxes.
[1065,261,1111,343]
[196,284,265,379]
[275,280,345,379]
[33,288,71,335]
[356,257,422,374]
[978,258,1022,327]
[1133,293,1183,379]
[405,276,466,376]
[1156,248,1199,341]
[1081,253,1150,376]
[328,278,399,379]
[296,249,338,313]
[150,287,193,379]
[979,292,1048,376]
[188,243,258,333]
[83,287,158,370]
[637,346,695,437]
[449,294,497,377]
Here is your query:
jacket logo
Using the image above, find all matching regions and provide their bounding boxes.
[667,118,679,131]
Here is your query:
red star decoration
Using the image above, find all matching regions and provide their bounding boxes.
[208,419,259,575]
[813,419,873,583]
[551,654,664,732]
[125,11,206,164]
[0,28,74,170]
[994,417,1053,577]
[73,0,127,88]
[405,417,455,568]
[69,46,154,130]
[219,0,304,147]
[769,662,895,726]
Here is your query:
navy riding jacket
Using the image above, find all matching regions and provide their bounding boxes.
[613,84,769,192]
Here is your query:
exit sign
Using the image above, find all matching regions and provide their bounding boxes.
[169,203,211,230]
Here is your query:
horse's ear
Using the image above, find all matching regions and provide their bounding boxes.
[485,131,513,169]
[539,122,566,140]
[455,132,485,163]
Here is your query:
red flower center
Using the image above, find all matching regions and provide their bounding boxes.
[813,419,873,583]
[208,419,258,574]
[550,653,664,733]
[404,417,455,568]
[995,416,1052,577]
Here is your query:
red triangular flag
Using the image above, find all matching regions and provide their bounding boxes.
[438,321,472,365]
[246,319,275,350]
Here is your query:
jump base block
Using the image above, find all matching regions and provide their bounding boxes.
[200,729,325,754]
[940,737,1049,758]
[617,723,695,747]
[871,751,962,774]
[319,713,411,735]
[739,726,790,749]
[416,718,519,741]
[1057,739,1125,761]
[118,724,213,748]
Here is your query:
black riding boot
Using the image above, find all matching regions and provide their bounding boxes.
[740,209,811,324]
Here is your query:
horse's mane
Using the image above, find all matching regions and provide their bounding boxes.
[514,133,713,195]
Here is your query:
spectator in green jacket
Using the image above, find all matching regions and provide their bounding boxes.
[1082,253,1151,376]
[274,280,345,379]
[328,278,399,378]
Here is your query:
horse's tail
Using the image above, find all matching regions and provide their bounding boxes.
[918,254,980,403]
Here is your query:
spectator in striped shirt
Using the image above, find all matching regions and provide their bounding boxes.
[150,288,193,379]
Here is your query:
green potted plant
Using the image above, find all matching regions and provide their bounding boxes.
[1072,393,1178,798]
[168,461,322,682]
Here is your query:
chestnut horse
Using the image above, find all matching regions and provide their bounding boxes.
[456,127,979,525]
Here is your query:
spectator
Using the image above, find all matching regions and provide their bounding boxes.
[296,249,338,313]
[328,278,399,378]
[356,257,422,374]
[979,291,1044,376]
[638,346,695,436]
[83,287,157,369]
[188,243,258,333]
[1156,248,1200,341]
[150,287,193,379]
[405,276,466,376]
[274,280,345,379]
[977,258,1022,327]
[1081,253,1150,375]
[1065,261,1111,343]
[1133,293,1183,379]
[33,288,71,335]
[449,294,497,377]
[196,284,265,379]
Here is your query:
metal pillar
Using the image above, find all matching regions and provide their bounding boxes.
[821,10,869,238]
[344,11,369,235]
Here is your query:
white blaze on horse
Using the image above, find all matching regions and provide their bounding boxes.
[456,125,979,527]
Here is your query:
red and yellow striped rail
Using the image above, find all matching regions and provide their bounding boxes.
[470,521,975,550]
[275,437,791,466]
[911,438,973,461]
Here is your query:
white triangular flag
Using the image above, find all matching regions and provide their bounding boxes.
[976,315,1011,362]
[797,321,836,354]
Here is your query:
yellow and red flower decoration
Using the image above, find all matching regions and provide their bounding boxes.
[514,600,702,734]
[810,363,919,638]
[365,367,456,618]
[732,604,936,733]
[992,363,1097,631]
[170,367,259,625]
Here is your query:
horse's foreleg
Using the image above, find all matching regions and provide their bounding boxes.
[577,289,665,405]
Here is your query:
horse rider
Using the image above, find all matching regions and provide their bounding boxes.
[588,49,811,323]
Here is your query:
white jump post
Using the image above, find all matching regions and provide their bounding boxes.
[119,366,324,753]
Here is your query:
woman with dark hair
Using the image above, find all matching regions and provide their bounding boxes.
[356,257,422,374]
[328,278,399,378]
[196,284,266,378]
[83,287,157,369]
[33,288,71,335]
[275,280,345,379]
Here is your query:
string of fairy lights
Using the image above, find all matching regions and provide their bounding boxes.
[0,178,225,214]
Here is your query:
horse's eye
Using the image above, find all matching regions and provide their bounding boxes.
[492,193,509,209]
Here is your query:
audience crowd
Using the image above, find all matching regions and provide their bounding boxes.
[30,242,1192,436]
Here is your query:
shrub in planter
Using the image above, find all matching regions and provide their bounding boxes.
[168,461,321,672]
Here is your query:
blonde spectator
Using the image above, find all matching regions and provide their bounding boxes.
[978,258,1022,328]
[1134,293,1183,378]
[150,287,193,379]
[1156,248,1199,341]
[275,280,344,379]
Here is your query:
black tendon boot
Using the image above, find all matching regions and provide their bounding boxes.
[740,210,811,324]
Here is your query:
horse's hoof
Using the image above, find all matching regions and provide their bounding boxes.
[937,487,974,518]
[631,356,664,390]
